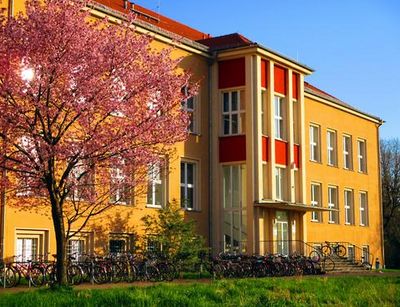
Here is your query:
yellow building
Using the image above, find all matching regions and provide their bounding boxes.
[0,0,384,266]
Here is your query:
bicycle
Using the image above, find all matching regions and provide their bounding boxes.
[322,241,346,258]
[11,256,45,287]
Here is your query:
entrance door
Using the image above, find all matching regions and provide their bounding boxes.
[274,211,289,255]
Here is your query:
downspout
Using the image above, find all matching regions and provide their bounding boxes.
[377,121,385,268]
[7,0,13,18]
[207,52,216,252]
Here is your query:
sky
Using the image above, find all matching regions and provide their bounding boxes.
[134,0,400,139]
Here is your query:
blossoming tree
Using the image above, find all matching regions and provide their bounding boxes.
[0,0,192,284]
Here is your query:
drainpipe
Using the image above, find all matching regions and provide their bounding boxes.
[7,0,13,18]
[377,121,385,268]
[207,52,216,253]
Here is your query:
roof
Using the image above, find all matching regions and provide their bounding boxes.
[304,82,382,123]
[93,0,211,41]
[197,33,254,50]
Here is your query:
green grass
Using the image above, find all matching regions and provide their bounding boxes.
[0,276,399,306]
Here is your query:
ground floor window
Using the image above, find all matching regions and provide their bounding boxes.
[362,245,370,264]
[222,164,247,253]
[16,238,38,262]
[15,229,48,262]
[109,233,136,254]
[68,239,85,260]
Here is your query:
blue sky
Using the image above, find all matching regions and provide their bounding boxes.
[136,0,400,139]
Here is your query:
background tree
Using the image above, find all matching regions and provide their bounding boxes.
[381,138,400,268]
[0,0,193,284]
[141,200,205,270]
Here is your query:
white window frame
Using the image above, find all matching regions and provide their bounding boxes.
[328,186,339,224]
[311,183,322,222]
[70,163,93,201]
[310,125,320,162]
[180,160,198,210]
[343,135,352,170]
[327,130,337,166]
[275,167,285,201]
[344,189,354,225]
[182,86,198,134]
[358,139,367,173]
[274,96,285,140]
[222,90,244,136]
[147,162,165,208]
[110,161,131,205]
[222,164,247,253]
[359,191,368,226]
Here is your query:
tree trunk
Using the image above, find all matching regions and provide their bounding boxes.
[51,199,68,286]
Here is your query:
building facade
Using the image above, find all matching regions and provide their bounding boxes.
[0,0,384,265]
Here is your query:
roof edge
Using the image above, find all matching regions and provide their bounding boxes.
[87,2,210,54]
[305,88,383,124]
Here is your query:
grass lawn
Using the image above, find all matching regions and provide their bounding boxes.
[0,275,399,306]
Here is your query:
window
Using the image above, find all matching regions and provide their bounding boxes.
[222,91,245,135]
[261,90,267,135]
[67,239,85,260]
[70,163,94,201]
[327,130,337,166]
[311,183,322,222]
[343,135,353,170]
[274,96,284,139]
[275,167,285,201]
[182,86,198,133]
[328,186,339,224]
[358,139,367,173]
[222,165,247,253]
[15,229,47,262]
[109,240,125,254]
[360,191,368,226]
[362,246,370,264]
[310,125,320,162]
[110,162,131,205]
[16,238,38,262]
[344,189,354,225]
[180,161,197,210]
[147,162,165,208]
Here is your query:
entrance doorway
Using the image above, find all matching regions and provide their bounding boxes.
[274,211,289,255]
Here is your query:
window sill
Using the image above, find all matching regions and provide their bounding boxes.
[344,222,355,226]
[310,220,321,223]
[181,208,201,213]
[328,221,339,225]
[189,132,202,137]
[146,205,163,209]
[310,159,322,164]
[327,163,338,168]
[343,167,354,171]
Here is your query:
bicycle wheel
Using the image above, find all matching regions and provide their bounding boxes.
[309,251,320,262]
[0,266,18,288]
[30,265,46,287]
[146,264,160,282]
[45,263,57,285]
[321,245,331,256]
[322,257,335,272]
[336,245,346,258]
[92,265,108,284]
[110,263,124,283]
[67,264,83,285]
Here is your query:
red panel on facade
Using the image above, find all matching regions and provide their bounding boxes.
[294,144,300,168]
[274,65,287,95]
[262,136,269,161]
[218,58,246,89]
[219,135,246,162]
[261,59,268,88]
[275,139,288,165]
[292,73,299,100]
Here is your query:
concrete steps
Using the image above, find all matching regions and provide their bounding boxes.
[328,255,371,273]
